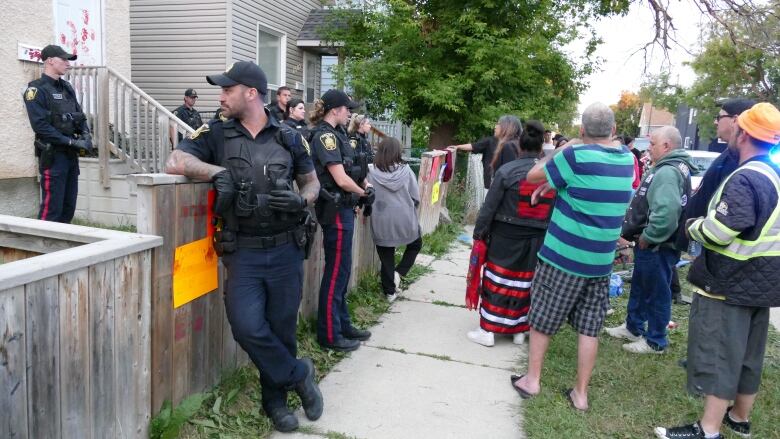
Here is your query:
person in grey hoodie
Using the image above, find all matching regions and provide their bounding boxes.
[367,137,422,302]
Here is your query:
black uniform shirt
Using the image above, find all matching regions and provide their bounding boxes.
[284,118,310,140]
[267,103,285,123]
[173,105,204,130]
[176,109,313,176]
[311,122,354,169]
[23,74,89,146]
[472,136,498,189]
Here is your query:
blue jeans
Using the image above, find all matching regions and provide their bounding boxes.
[317,208,355,344]
[222,242,306,410]
[625,246,679,350]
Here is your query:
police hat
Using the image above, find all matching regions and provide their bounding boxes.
[41,44,77,61]
[206,61,267,95]
[321,89,359,112]
[184,88,198,98]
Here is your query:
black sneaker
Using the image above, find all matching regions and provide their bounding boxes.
[293,357,323,421]
[654,422,721,439]
[266,406,299,432]
[723,407,751,438]
[343,326,371,341]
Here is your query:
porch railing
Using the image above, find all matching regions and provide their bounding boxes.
[66,67,194,187]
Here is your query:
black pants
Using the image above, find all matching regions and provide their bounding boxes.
[375,236,422,295]
[38,152,79,223]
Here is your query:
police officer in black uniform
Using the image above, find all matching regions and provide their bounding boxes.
[23,44,93,223]
[347,114,375,186]
[173,88,204,130]
[284,98,310,139]
[165,61,322,433]
[310,90,375,352]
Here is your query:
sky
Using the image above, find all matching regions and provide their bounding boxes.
[571,1,709,115]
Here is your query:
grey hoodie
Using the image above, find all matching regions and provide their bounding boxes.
[367,164,421,247]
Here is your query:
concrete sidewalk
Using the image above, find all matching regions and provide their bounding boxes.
[273,234,526,439]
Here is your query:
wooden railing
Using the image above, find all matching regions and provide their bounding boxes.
[66,67,195,187]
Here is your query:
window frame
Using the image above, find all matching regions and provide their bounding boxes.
[255,21,287,91]
[302,51,318,103]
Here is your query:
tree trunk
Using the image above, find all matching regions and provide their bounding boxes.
[428,123,456,149]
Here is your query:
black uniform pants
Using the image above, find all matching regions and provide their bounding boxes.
[38,152,79,223]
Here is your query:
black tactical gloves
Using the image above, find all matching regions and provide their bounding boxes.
[212,170,236,214]
[269,190,307,212]
[360,186,375,205]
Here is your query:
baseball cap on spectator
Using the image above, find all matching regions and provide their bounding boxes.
[207,61,268,95]
[737,102,780,145]
[720,98,756,116]
[321,89,359,111]
[184,88,198,98]
[41,44,77,61]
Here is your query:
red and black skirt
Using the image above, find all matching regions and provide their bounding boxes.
[479,225,545,334]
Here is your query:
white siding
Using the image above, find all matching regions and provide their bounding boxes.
[230,0,321,100]
[130,0,229,114]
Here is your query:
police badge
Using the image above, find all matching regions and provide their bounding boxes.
[320,132,337,151]
[24,87,38,101]
[350,139,358,149]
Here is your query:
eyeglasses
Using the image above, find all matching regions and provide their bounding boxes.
[715,114,736,122]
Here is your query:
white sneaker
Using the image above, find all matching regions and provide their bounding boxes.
[386,292,398,303]
[605,323,641,342]
[512,333,526,345]
[467,328,495,347]
[394,271,402,290]
[623,338,665,354]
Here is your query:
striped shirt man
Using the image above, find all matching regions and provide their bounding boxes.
[538,144,635,277]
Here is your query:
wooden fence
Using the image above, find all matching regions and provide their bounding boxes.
[0,215,162,439]
[417,150,457,234]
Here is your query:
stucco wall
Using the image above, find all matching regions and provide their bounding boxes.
[1,0,130,216]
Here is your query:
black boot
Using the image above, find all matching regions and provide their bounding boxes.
[319,338,360,352]
[266,406,299,432]
[294,357,324,421]
[343,326,371,341]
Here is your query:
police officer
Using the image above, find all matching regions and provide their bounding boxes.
[267,86,291,122]
[23,44,93,223]
[173,88,204,130]
[165,61,322,433]
[284,98,310,140]
[310,90,374,352]
[347,114,375,175]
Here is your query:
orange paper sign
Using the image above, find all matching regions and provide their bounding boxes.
[172,237,218,308]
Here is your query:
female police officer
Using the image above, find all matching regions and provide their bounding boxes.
[165,61,322,433]
[310,90,374,352]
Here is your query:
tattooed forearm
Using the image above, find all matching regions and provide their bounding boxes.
[296,171,321,206]
[165,150,224,181]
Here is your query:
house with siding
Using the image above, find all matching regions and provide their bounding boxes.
[129,0,335,118]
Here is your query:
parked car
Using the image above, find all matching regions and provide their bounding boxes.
[687,150,720,191]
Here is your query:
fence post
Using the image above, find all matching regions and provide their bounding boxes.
[97,68,110,188]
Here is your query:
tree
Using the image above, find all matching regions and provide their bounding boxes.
[610,91,642,137]
[326,0,630,147]
[641,1,780,139]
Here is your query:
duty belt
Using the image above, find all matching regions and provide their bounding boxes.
[236,230,295,249]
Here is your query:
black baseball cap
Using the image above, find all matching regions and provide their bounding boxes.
[207,61,267,95]
[41,44,77,61]
[321,89,359,111]
[184,88,198,98]
[720,98,756,116]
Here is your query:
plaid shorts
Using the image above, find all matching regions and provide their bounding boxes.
[528,261,610,337]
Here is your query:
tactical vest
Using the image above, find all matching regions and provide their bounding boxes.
[349,133,373,184]
[313,123,364,194]
[221,123,300,235]
[493,158,555,230]
[700,161,780,260]
[621,159,692,250]
[35,79,83,140]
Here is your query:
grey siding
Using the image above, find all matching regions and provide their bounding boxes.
[130,0,229,114]
[230,0,321,100]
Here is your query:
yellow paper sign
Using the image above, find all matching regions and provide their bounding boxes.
[431,181,441,204]
[172,237,218,308]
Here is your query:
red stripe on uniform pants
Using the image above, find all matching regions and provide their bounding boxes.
[325,213,343,343]
[481,300,530,318]
[482,277,531,299]
[485,262,534,279]
[41,169,52,220]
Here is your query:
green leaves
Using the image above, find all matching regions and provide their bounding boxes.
[148,393,209,439]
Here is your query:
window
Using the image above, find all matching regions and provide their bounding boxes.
[303,52,318,103]
[320,56,338,91]
[256,22,287,90]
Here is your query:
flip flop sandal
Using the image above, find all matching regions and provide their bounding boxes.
[563,388,588,412]
[510,374,534,399]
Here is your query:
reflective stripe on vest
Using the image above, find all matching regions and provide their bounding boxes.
[695,160,780,260]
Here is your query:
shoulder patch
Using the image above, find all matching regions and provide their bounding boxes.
[349,139,358,149]
[24,87,38,101]
[716,200,729,216]
[320,132,337,151]
[190,124,210,140]
[301,137,311,156]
